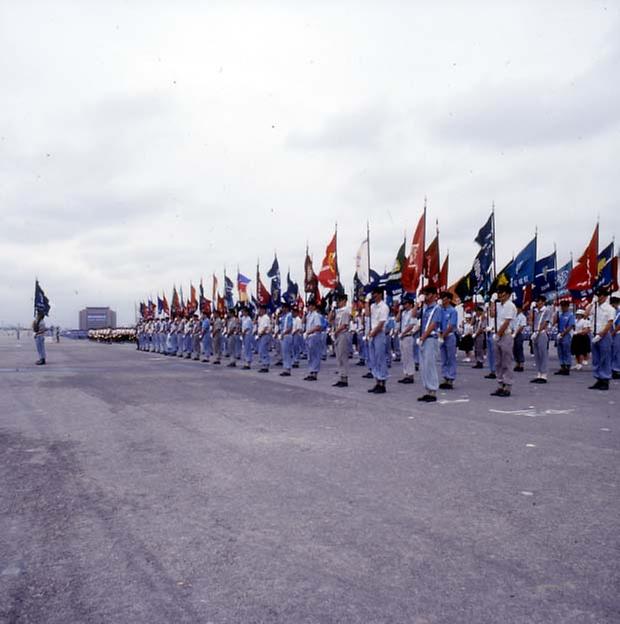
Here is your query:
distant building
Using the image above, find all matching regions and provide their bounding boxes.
[79,307,117,330]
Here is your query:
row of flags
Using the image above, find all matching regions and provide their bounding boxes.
[136,212,617,319]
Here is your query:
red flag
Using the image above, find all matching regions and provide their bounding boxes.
[171,287,181,316]
[439,254,449,291]
[190,284,197,307]
[522,284,533,310]
[217,294,226,314]
[318,233,338,289]
[402,213,425,293]
[202,298,212,316]
[295,294,305,312]
[304,252,318,293]
[257,275,271,306]
[567,224,599,292]
[423,235,440,289]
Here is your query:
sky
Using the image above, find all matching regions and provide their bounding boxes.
[1,0,619,327]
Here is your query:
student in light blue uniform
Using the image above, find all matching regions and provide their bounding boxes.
[439,291,458,390]
[279,303,294,376]
[368,287,389,394]
[240,307,254,369]
[417,286,442,402]
[256,305,272,373]
[167,318,179,355]
[554,300,575,375]
[611,296,620,380]
[531,295,552,383]
[589,288,615,390]
[200,313,212,362]
[304,299,323,381]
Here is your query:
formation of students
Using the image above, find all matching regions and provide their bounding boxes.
[132,287,620,399]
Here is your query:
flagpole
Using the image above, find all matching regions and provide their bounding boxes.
[436,218,440,290]
[492,202,498,332]
[421,197,427,293]
[553,242,558,305]
[256,259,260,304]
[334,221,339,289]
[367,220,372,332]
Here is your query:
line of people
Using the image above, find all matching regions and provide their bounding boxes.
[133,287,620,398]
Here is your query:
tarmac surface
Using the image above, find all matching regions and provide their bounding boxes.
[0,333,618,624]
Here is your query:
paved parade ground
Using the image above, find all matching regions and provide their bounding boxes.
[1,334,618,623]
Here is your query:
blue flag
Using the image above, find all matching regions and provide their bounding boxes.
[283,271,298,304]
[474,214,493,247]
[157,296,164,314]
[556,260,572,298]
[511,237,537,288]
[224,275,235,309]
[34,280,51,317]
[595,243,614,288]
[472,246,493,294]
[267,256,281,306]
[533,251,556,296]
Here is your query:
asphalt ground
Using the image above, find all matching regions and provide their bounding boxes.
[0,334,618,624]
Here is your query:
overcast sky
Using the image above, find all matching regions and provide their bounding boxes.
[1,1,619,327]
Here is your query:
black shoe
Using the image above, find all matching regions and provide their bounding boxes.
[275,361,283,367]
[530,377,547,384]
[292,363,300,368]
[472,363,483,369]
[356,360,366,366]
[439,381,454,390]
[589,379,608,390]
[362,372,374,379]
[35,359,46,365]
[213,360,221,365]
[227,362,236,368]
[258,368,269,373]
[491,388,507,396]
[242,365,250,370]
[279,371,291,377]
[374,384,386,394]
[484,373,496,379]
[514,365,524,372]
[333,380,348,387]
[398,377,414,384]
[415,364,419,371]
[417,394,436,402]
[612,371,620,379]
[304,374,317,381]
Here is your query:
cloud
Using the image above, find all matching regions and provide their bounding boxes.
[433,45,620,148]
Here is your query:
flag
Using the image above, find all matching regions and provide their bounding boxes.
[237,272,251,302]
[475,214,493,247]
[257,273,271,307]
[283,271,299,304]
[471,212,494,294]
[212,274,219,302]
[267,255,281,306]
[217,294,226,314]
[533,251,556,297]
[224,275,235,309]
[439,254,449,291]
[355,238,370,285]
[190,283,197,311]
[385,239,406,296]
[402,212,425,293]
[318,233,338,289]
[171,287,181,316]
[556,260,572,300]
[454,271,475,303]
[304,251,318,293]
[34,280,51,317]
[162,294,169,315]
[568,224,599,301]
[511,237,537,288]
[157,295,164,315]
[423,235,440,289]
[490,259,514,294]
[595,242,615,290]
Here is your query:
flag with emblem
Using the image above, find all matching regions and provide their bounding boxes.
[318,232,339,289]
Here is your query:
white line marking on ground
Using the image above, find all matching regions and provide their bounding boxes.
[526,443,536,447]
[438,398,470,405]
[520,491,534,496]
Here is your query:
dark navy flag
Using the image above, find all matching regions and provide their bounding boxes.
[157,296,164,314]
[511,237,537,288]
[283,271,298,304]
[533,251,556,296]
[34,280,51,316]
[595,242,614,289]
[386,240,406,297]
[490,259,514,294]
[224,275,235,309]
[474,214,493,248]
[267,256,281,306]
[472,247,493,294]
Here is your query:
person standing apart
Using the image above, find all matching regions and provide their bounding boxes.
[589,288,615,390]
[490,285,516,397]
[530,295,552,384]
[33,312,47,365]
[417,286,442,402]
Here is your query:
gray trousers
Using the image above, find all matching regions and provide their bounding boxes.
[420,337,439,392]
[474,333,485,363]
[533,332,549,375]
[494,334,514,386]
[401,336,415,376]
[213,332,222,359]
[335,332,349,378]
[35,335,46,360]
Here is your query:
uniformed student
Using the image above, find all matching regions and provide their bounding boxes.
[332,293,352,387]
[472,306,486,369]
[191,314,201,360]
[490,284,516,397]
[304,299,322,381]
[367,287,389,394]
[200,312,212,362]
[589,288,615,390]
[212,311,223,364]
[417,286,442,402]
[240,307,254,369]
[256,305,272,373]
[397,293,419,384]
[530,295,552,383]
[571,309,591,369]
[554,300,575,375]
[292,307,303,368]
[512,306,527,371]
[226,311,241,367]
[279,303,294,376]
[438,291,458,390]
[611,296,620,380]
[33,311,47,365]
